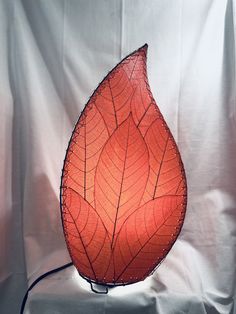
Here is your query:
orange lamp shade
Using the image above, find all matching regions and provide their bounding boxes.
[60,44,187,287]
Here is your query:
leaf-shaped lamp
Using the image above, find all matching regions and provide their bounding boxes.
[60,44,187,290]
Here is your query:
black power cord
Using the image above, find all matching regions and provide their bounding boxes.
[20,262,73,314]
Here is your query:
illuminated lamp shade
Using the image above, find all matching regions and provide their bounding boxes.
[60,44,187,288]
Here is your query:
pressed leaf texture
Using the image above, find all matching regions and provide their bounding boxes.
[61,44,187,286]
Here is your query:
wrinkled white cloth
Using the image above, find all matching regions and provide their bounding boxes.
[0,0,236,313]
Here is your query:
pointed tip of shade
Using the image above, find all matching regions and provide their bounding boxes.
[137,44,148,57]
[139,43,148,51]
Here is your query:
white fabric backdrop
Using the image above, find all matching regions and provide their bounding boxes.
[1,0,236,313]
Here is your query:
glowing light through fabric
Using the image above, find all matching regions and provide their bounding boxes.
[60,44,187,286]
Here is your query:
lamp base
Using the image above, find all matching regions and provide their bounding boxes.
[90,282,108,294]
